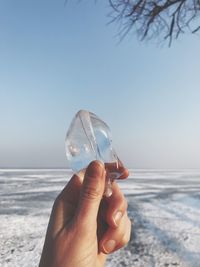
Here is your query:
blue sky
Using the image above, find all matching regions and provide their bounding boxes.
[0,0,200,168]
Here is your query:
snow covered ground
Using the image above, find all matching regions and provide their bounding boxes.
[0,169,200,267]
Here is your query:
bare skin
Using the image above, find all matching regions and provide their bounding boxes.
[39,160,131,267]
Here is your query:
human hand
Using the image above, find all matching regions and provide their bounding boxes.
[39,160,131,267]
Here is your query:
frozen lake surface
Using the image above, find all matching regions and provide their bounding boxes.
[0,169,200,267]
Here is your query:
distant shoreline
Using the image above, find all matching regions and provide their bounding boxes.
[1,167,200,171]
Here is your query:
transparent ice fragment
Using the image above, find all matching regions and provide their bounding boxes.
[65,110,124,197]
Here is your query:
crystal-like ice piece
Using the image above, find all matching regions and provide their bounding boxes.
[65,110,124,196]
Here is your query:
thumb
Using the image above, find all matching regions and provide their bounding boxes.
[76,160,106,225]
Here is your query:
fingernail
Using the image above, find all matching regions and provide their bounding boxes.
[102,240,116,254]
[113,211,123,226]
[86,160,104,178]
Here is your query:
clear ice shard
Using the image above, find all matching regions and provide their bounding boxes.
[65,110,125,197]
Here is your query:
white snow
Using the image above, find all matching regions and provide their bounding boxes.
[0,169,200,267]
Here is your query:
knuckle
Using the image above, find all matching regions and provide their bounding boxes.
[121,218,132,245]
[110,197,120,210]
[116,197,128,214]
[112,195,127,212]
[83,178,101,200]
[122,232,131,245]
[83,187,100,200]
[126,217,132,230]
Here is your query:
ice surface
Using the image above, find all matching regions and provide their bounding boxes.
[65,110,124,196]
[1,169,200,267]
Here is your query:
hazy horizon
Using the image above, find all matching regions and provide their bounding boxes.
[1,167,200,171]
[1,0,200,169]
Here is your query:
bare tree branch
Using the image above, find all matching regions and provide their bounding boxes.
[108,0,200,45]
